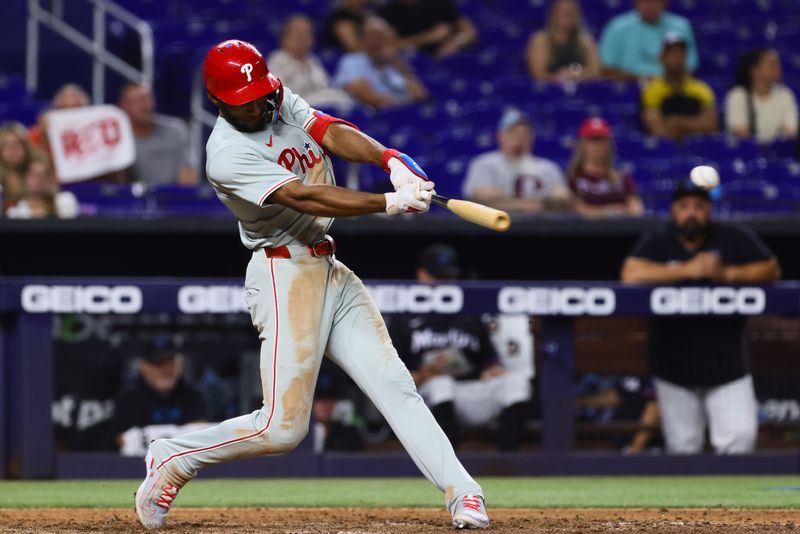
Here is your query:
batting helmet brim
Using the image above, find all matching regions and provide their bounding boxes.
[212,72,281,107]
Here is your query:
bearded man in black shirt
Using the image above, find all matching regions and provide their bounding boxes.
[621,182,780,454]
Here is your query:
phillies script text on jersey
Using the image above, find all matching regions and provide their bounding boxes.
[278,144,323,175]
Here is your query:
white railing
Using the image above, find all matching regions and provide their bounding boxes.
[26,0,154,103]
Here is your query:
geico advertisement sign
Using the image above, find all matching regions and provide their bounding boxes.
[498,287,616,315]
[367,285,463,313]
[178,286,247,313]
[650,287,765,315]
[21,285,142,313]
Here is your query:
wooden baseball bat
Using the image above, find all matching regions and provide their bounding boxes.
[431,194,511,232]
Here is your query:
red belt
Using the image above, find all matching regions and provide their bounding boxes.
[264,236,336,259]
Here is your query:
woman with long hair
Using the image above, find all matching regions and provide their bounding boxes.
[0,121,34,210]
[568,118,643,217]
[526,0,600,82]
[6,150,79,219]
[725,48,798,143]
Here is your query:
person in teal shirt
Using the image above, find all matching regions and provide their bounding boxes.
[599,0,699,80]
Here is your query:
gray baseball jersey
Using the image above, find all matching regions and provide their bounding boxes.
[206,86,334,249]
[148,88,482,511]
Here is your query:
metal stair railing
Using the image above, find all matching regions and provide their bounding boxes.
[26,0,154,103]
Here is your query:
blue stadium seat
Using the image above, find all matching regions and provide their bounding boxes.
[569,82,640,105]
[669,0,718,17]
[681,135,760,162]
[633,163,681,215]
[147,184,228,216]
[0,102,43,127]
[61,183,146,217]
[759,139,798,160]
[0,73,29,102]
[747,158,800,184]
[423,157,469,199]
[720,179,798,214]
[534,138,572,166]
[616,136,679,163]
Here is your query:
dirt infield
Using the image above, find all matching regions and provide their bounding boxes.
[0,507,798,533]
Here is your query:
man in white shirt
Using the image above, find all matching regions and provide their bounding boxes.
[119,83,198,186]
[463,109,570,213]
[334,16,428,109]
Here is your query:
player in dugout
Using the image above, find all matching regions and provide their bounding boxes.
[389,244,532,451]
[133,40,488,530]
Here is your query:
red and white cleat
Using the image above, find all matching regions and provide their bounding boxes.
[450,493,490,529]
[134,450,180,529]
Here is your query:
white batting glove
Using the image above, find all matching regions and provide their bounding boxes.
[385,181,435,215]
[382,149,431,191]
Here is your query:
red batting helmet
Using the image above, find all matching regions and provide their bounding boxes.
[203,40,282,107]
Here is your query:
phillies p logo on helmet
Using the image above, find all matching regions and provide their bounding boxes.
[240,63,253,83]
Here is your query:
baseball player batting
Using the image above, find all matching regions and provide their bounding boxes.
[134,40,489,530]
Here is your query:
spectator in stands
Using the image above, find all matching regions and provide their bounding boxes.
[621,181,781,454]
[378,0,477,58]
[599,0,698,80]
[112,336,207,448]
[641,33,718,141]
[725,48,798,144]
[389,244,531,451]
[526,0,601,82]
[6,151,78,219]
[333,17,428,109]
[118,82,198,186]
[324,0,372,52]
[463,108,570,213]
[268,15,353,113]
[29,84,90,150]
[0,121,33,210]
[567,117,643,217]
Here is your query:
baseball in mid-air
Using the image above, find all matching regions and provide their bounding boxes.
[689,165,720,190]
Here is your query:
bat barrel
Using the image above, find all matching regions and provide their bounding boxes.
[428,193,511,232]
[493,212,511,231]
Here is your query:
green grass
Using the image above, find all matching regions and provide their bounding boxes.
[0,477,798,509]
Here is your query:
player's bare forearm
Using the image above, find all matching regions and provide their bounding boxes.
[320,122,386,167]
[723,258,781,283]
[621,257,692,283]
[643,109,670,138]
[627,400,660,453]
[684,108,719,134]
[270,179,385,217]
[342,80,399,109]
